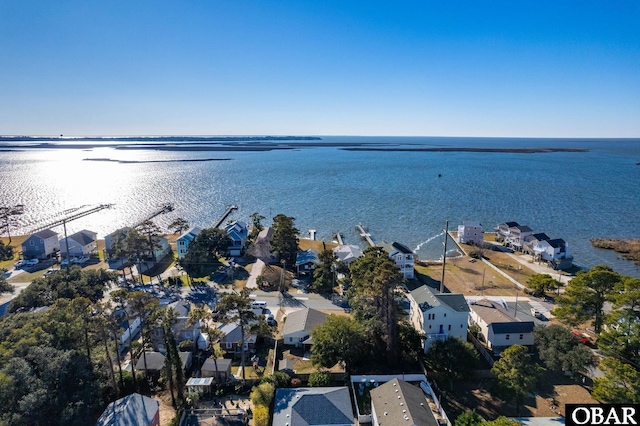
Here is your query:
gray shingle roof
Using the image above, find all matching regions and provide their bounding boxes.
[378,241,413,255]
[135,351,165,371]
[282,308,329,336]
[96,393,159,426]
[273,387,354,426]
[370,378,439,426]
[34,229,57,239]
[491,321,535,334]
[68,230,97,246]
[410,285,469,313]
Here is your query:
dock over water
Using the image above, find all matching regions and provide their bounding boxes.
[213,205,238,228]
[333,232,344,245]
[355,224,375,247]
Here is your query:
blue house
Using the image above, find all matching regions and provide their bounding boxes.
[21,229,59,260]
[224,221,248,257]
[176,227,201,259]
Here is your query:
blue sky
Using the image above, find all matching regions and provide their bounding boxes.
[1,1,639,137]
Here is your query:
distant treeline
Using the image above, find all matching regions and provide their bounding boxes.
[0,135,321,142]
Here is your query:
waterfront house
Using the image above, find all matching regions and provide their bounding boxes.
[224,221,248,257]
[59,229,97,258]
[332,244,363,266]
[506,224,534,251]
[282,307,329,348]
[176,227,201,259]
[533,238,573,270]
[95,393,160,426]
[273,387,355,426]
[495,221,519,243]
[457,221,484,245]
[522,232,550,255]
[104,227,133,257]
[370,378,440,426]
[378,241,415,279]
[468,298,534,355]
[296,249,320,276]
[21,229,59,260]
[218,322,257,358]
[408,285,470,352]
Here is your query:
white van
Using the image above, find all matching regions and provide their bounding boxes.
[251,301,267,310]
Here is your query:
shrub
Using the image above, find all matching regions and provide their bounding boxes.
[250,382,275,407]
[308,371,332,387]
[253,405,270,426]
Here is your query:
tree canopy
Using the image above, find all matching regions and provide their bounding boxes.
[491,345,544,415]
[555,265,621,333]
[526,274,562,296]
[270,214,299,267]
[311,248,337,293]
[179,227,231,278]
[592,357,640,403]
[533,324,594,373]
[425,337,479,384]
[348,246,402,366]
[311,315,365,372]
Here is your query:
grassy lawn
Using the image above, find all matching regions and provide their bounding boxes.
[298,239,338,252]
[0,236,28,270]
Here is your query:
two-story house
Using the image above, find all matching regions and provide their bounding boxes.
[176,227,201,259]
[468,298,534,355]
[21,229,59,260]
[457,221,484,245]
[495,221,520,243]
[408,285,470,352]
[506,224,533,251]
[295,249,320,276]
[224,221,248,257]
[533,238,573,270]
[218,322,257,358]
[59,229,98,258]
[522,232,550,255]
[378,241,414,279]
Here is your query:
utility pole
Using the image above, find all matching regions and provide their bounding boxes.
[514,286,519,319]
[440,220,448,293]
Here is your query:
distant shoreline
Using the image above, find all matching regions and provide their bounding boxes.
[83,158,233,164]
[341,147,588,153]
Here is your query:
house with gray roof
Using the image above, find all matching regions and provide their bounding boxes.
[224,221,248,257]
[21,229,59,260]
[296,249,320,276]
[469,298,535,354]
[378,241,414,279]
[370,378,439,426]
[283,308,329,348]
[332,244,363,266]
[522,232,550,255]
[95,392,160,426]
[533,238,573,270]
[150,300,201,353]
[218,322,257,357]
[59,229,97,257]
[273,387,355,426]
[408,285,470,352]
[176,227,201,259]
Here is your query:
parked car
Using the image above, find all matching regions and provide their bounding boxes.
[25,259,39,267]
[530,307,542,318]
[14,259,27,268]
[266,315,277,326]
[44,269,58,276]
[77,255,90,264]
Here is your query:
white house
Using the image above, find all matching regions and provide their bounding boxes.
[176,227,201,259]
[506,224,533,251]
[533,238,573,270]
[457,221,483,245]
[522,232,550,255]
[494,221,519,243]
[378,241,414,279]
[224,221,248,257]
[468,298,535,354]
[59,229,97,258]
[282,307,329,348]
[408,285,470,352]
[332,244,363,266]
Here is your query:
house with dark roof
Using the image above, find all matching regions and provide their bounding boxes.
[457,221,483,245]
[59,229,97,257]
[469,298,535,354]
[522,233,550,255]
[295,249,320,276]
[282,308,329,348]
[273,387,355,426]
[150,300,202,353]
[95,392,160,426]
[21,229,59,260]
[495,221,520,242]
[370,378,439,426]
[135,351,192,378]
[505,224,534,251]
[378,241,414,279]
[533,238,573,270]
[224,221,248,257]
[408,285,470,352]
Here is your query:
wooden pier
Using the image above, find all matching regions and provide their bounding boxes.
[333,232,344,245]
[213,205,238,228]
[355,224,375,247]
